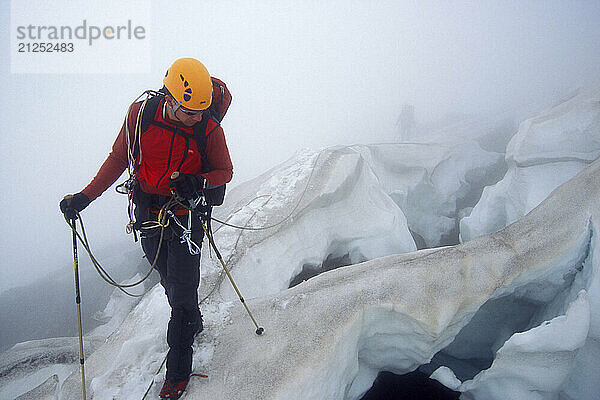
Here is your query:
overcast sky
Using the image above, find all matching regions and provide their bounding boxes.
[1,0,600,292]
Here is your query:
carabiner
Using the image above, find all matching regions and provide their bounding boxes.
[157,208,170,227]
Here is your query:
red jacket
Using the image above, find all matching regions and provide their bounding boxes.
[81,101,233,202]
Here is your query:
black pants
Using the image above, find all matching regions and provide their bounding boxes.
[141,213,205,382]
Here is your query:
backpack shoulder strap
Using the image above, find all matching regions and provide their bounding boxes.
[193,117,220,173]
[140,94,164,134]
[193,117,227,207]
[195,79,229,175]
[130,93,164,163]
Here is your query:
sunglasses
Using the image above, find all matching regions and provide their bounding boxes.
[179,106,204,116]
[169,98,204,116]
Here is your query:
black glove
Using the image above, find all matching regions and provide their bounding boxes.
[169,173,204,200]
[60,193,91,220]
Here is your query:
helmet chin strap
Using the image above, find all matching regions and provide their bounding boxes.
[170,101,182,115]
[164,97,183,122]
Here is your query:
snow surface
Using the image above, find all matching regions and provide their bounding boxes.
[3,89,600,399]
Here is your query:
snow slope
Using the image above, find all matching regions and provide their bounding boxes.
[200,146,417,303]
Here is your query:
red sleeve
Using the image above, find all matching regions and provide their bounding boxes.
[201,125,233,186]
[81,102,141,201]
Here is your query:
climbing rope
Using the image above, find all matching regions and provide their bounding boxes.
[211,149,327,233]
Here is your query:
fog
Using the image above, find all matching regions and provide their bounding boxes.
[0,1,599,346]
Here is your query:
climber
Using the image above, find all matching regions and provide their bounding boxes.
[60,57,233,399]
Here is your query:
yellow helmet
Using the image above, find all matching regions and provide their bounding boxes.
[163,58,213,111]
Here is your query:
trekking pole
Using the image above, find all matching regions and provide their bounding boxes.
[199,218,264,335]
[70,217,87,399]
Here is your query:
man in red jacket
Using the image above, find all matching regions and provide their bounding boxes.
[60,58,233,399]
